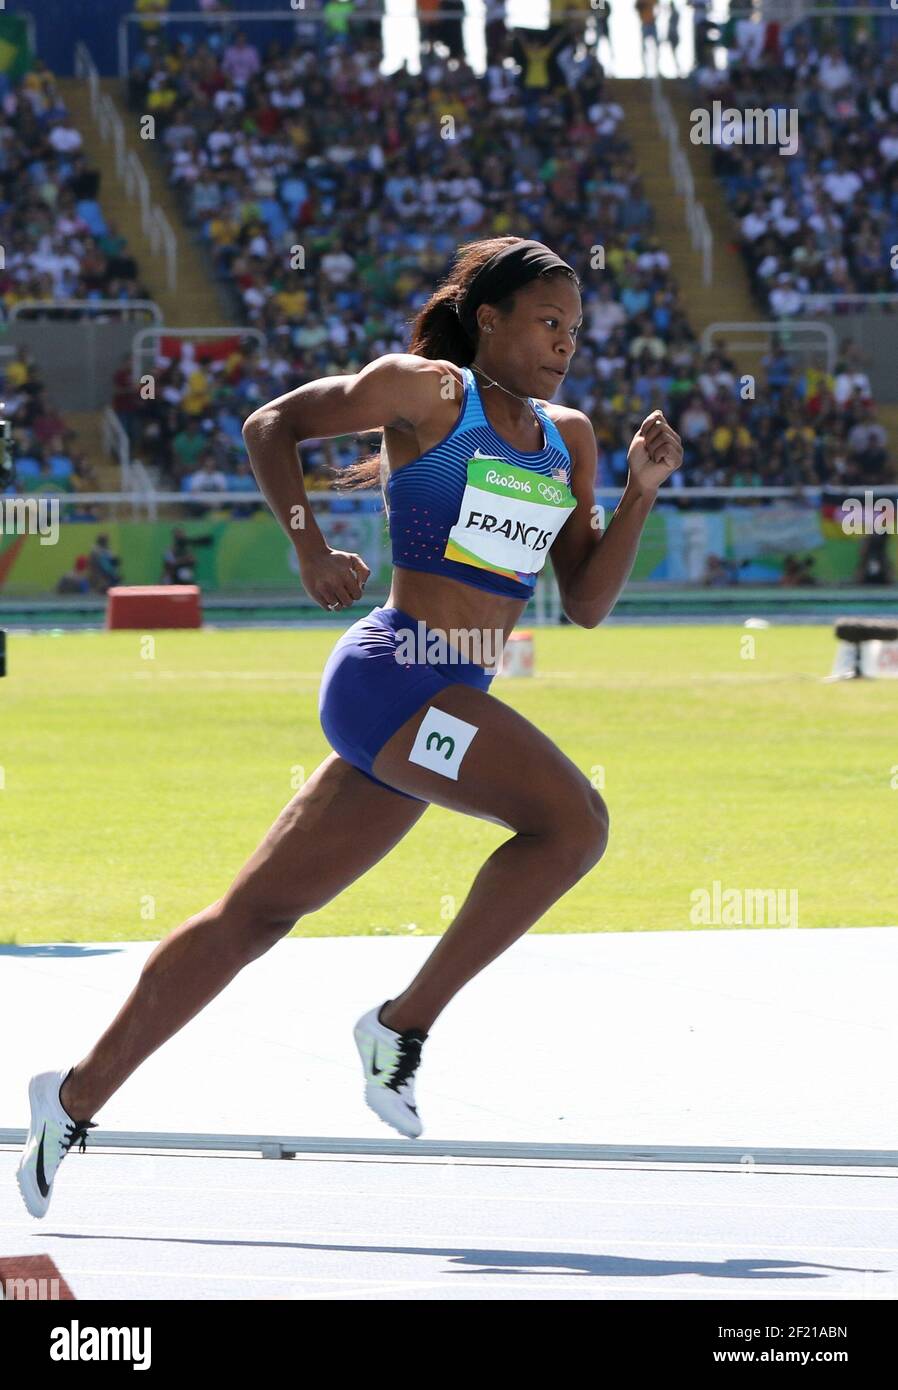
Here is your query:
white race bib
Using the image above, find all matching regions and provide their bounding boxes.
[444,456,576,581]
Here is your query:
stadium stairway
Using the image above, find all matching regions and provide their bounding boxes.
[611,78,898,468]
[606,77,765,385]
[59,79,229,329]
[65,409,119,490]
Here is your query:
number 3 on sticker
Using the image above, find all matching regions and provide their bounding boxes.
[409,707,479,780]
[426,731,455,759]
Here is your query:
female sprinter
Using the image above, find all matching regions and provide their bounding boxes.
[17,237,682,1216]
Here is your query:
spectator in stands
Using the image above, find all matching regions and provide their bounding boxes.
[514,28,570,95]
[847,403,888,476]
[661,3,682,76]
[4,347,40,399]
[833,358,873,409]
[323,0,355,50]
[585,281,627,344]
[186,450,228,493]
[88,536,121,594]
[171,418,208,481]
[689,0,717,68]
[226,459,260,518]
[47,117,83,156]
[184,450,228,515]
[636,0,659,76]
[678,394,711,442]
[222,31,261,87]
[1,350,91,495]
[769,271,804,319]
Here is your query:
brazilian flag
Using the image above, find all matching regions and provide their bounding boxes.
[0,15,33,84]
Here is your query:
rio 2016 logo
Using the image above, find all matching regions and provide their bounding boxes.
[485,468,531,493]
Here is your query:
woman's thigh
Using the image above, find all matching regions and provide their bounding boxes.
[221,751,428,928]
[372,684,605,835]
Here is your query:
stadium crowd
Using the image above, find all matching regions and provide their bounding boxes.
[0,60,150,317]
[1,347,98,497]
[695,21,898,312]
[0,59,148,499]
[119,10,892,491]
[1,5,891,499]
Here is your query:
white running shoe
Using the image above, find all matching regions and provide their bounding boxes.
[16,1068,97,1219]
[353,1001,428,1138]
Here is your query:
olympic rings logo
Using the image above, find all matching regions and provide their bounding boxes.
[538,482,565,504]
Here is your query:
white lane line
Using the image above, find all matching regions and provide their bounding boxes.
[2,1178,894,1214]
[54,1269,894,1297]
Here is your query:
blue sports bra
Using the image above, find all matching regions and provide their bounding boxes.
[385,365,576,601]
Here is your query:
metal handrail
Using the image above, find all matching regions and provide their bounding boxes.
[26,485,898,506]
[651,75,714,287]
[701,320,838,374]
[74,41,178,294]
[102,407,132,492]
[798,294,898,308]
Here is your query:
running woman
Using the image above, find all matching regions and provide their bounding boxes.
[17,237,682,1216]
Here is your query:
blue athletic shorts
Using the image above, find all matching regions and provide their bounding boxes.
[318,604,496,801]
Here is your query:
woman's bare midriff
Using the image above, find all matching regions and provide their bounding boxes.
[381,360,559,659]
[386,567,526,656]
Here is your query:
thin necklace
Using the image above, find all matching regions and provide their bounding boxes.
[470,362,542,434]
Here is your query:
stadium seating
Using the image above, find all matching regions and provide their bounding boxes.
[117,16,893,492]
